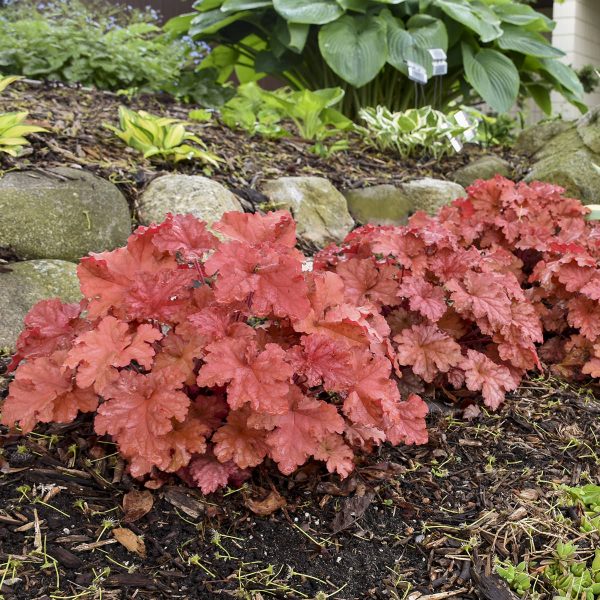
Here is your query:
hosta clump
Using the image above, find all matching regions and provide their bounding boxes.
[1,211,428,493]
[437,176,600,380]
[314,213,543,410]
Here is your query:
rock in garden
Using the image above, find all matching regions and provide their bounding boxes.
[452,155,511,188]
[344,185,412,226]
[0,167,131,262]
[400,178,466,215]
[514,119,573,156]
[0,260,81,351]
[138,175,243,226]
[261,177,354,249]
[524,107,600,202]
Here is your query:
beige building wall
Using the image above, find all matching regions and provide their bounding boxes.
[551,0,600,118]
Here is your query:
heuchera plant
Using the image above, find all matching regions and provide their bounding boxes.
[1,211,429,493]
[313,212,543,412]
[437,176,600,380]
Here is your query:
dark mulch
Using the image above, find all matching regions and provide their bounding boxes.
[0,80,527,223]
[1,348,600,599]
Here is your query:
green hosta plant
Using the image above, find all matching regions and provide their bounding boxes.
[357,105,471,159]
[221,83,352,156]
[166,0,584,119]
[0,75,23,93]
[220,82,287,138]
[105,106,220,166]
[265,86,353,151]
[0,75,47,157]
[0,111,47,157]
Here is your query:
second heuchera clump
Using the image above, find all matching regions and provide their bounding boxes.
[3,182,565,493]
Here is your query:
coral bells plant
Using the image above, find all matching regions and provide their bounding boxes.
[437,176,600,379]
[1,211,428,493]
[313,212,544,410]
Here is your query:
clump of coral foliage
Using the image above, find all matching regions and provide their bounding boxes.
[2,177,598,492]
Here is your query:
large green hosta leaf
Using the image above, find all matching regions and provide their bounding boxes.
[462,44,519,113]
[382,11,446,78]
[189,8,251,36]
[221,0,272,9]
[319,14,388,87]
[492,3,553,31]
[435,0,502,43]
[539,57,584,98]
[406,14,448,51]
[497,25,563,59]
[273,0,343,25]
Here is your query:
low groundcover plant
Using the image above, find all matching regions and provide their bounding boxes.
[3,178,600,493]
[1,211,428,493]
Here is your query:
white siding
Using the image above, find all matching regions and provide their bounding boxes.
[552,0,600,118]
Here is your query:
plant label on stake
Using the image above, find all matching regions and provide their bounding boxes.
[455,110,477,142]
[406,60,428,85]
[440,121,463,153]
[429,49,447,77]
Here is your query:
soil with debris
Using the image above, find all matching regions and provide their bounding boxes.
[1,351,600,600]
[0,80,526,223]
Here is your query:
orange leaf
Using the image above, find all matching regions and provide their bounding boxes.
[245,490,286,516]
[113,527,146,557]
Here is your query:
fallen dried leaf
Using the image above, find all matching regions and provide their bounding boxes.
[331,492,375,533]
[516,488,539,501]
[245,490,286,516]
[122,490,153,523]
[113,527,146,557]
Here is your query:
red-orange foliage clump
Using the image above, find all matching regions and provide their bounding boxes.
[3,177,597,492]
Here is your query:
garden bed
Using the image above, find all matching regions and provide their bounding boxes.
[0,362,599,599]
[0,80,524,218]
[2,81,600,600]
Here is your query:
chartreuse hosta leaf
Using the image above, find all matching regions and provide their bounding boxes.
[0,75,24,94]
[0,111,48,157]
[105,106,220,166]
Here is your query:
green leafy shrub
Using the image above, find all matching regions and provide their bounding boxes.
[0,75,47,156]
[0,0,230,106]
[105,106,220,166]
[167,0,584,119]
[221,83,352,156]
[356,105,471,159]
[577,64,600,94]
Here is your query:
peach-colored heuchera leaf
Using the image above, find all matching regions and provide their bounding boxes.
[197,335,292,414]
[2,351,97,433]
[394,324,462,382]
[65,316,162,394]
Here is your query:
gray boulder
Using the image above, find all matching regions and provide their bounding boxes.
[261,177,354,249]
[577,105,600,154]
[401,178,466,216]
[524,109,600,202]
[344,185,412,226]
[138,175,243,226]
[0,260,81,352]
[515,119,573,157]
[0,167,131,262]
[452,156,511,188]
